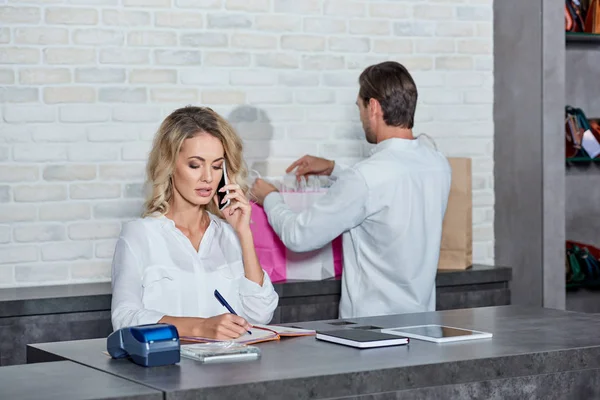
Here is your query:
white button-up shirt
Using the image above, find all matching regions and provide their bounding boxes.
[263,137,451,319]
[111,213,279,331]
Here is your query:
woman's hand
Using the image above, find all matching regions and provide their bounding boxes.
[215,183,252,235]
[213,180,265,286]
[159,314,251,340]
[198,314,251,340]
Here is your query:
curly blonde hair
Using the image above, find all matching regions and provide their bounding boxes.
[143,106,248,218]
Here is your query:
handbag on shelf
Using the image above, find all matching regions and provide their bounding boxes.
[566,0,586,32]
[566,240,600,289]
[565,0,600,33]
[585,0,600,33]
[565,106,600,160]
[590,119,600,138]
[566,247,585,288]
[566,2,575,31]
[565,112,581,159]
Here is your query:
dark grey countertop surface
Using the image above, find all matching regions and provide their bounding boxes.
[0,360,162,400]
[0,264,511,318]
[27,305,597,400]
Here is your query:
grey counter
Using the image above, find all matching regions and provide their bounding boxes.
[27,306,600,400]
[1,264,511,366]
[0,360,162,400]
[0,264,511,318]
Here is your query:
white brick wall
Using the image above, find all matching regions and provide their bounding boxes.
[0,0,494,287]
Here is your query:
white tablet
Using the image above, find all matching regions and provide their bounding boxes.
[381,324,492,343]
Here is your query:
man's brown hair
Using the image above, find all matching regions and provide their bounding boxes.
[358,61,418,129]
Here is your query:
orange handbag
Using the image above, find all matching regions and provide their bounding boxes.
[585,0,600,33]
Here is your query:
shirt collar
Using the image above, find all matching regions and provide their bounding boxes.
[369,137,420,156]
[153,211,221,230]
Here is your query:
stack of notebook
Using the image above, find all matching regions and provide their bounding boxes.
[315,329,409,349]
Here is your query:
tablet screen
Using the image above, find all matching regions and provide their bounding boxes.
[395,325,479,338]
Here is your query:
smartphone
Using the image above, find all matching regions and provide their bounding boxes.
[217,160,230,211]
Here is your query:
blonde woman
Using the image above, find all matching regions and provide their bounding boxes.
[110,106,278,340]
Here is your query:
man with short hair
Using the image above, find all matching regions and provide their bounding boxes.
[251,61,451,319]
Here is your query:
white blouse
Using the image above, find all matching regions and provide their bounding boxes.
[110,212,279,331]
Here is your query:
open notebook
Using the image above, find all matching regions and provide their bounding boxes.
[181,324,316,345]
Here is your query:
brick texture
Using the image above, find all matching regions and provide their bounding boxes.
[0,0,494,286]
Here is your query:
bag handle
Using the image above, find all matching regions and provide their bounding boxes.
[566,2,575,30]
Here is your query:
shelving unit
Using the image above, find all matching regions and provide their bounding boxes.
[565,28,600,313]
[566,157,600,163]
[494,0,565,309]
[566,32,600,43]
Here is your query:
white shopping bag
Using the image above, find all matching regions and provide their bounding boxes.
[281,191,336,281]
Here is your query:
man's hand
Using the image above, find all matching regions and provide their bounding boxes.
[250,178,278,206]
[286,155,335,178]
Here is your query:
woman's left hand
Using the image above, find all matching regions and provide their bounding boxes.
[215,183,252,235]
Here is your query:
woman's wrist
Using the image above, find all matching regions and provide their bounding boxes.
[236,228,264,285]
[159,315,205,337]
[235,226,254,242]
[192,318,206,337]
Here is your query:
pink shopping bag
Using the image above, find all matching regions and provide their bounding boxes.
[250,200,343,282]
[250,202,287,282]
[332,236,343,278]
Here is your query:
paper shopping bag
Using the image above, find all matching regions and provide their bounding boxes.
[438,157,473,270]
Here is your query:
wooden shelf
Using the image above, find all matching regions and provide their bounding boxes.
[566,32,600,44]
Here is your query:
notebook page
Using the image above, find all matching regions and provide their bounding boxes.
[181,327,278,344]
[253,324,316,336]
